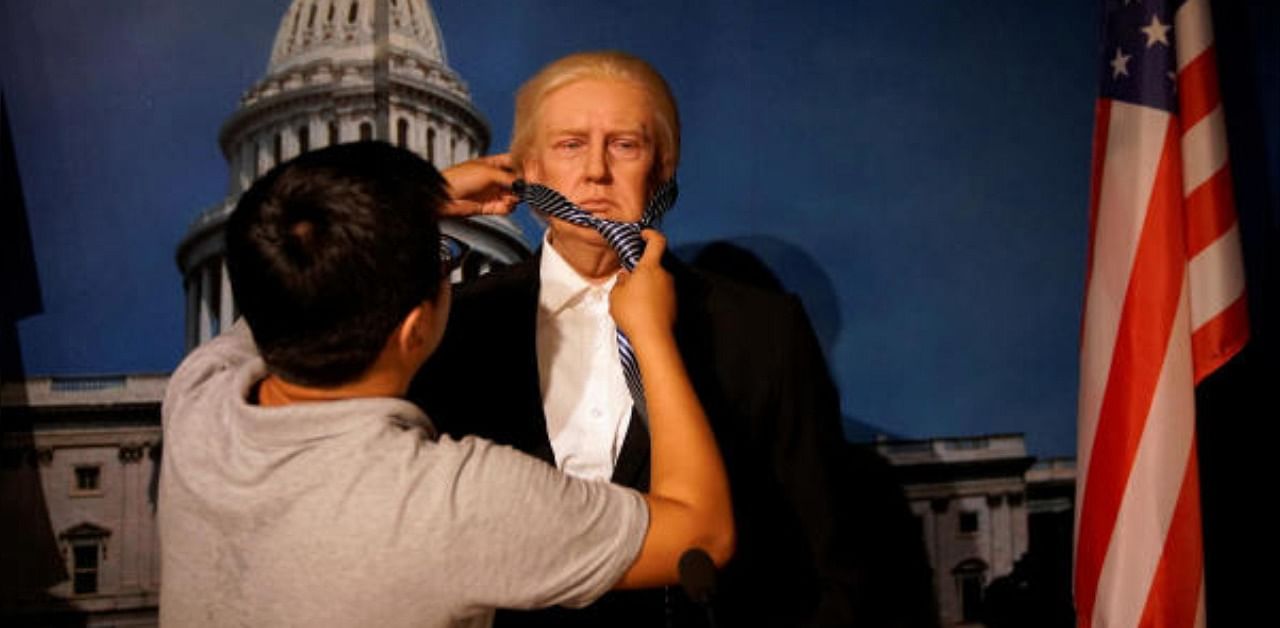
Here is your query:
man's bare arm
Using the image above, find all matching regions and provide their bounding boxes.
[608,230,735,589]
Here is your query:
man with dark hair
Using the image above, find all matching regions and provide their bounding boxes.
[224,142,450,387]
[158,141,733,627]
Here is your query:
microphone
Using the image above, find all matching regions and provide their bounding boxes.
[678,548,718,627]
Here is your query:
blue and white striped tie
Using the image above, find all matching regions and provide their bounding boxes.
[513,178,679,420]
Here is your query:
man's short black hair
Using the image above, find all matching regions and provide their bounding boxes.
[225,141,448,387]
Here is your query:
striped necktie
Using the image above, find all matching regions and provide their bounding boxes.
[513,178,679,420]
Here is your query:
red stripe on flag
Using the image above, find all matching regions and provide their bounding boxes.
[1082,100,1113,342]
[1075,117,1186,626]
[1184,167,1237,257]
[1136,443,1204,628]
[1192,295,1249,383]
[1177,48,1220,129]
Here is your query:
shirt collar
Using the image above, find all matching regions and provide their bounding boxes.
[538,231,619,316]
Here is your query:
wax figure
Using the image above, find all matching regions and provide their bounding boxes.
[158,142,732,627]
[410,52,857,627]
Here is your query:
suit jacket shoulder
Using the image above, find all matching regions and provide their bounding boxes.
[408,258,553,459]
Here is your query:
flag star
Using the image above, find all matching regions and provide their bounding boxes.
[1111,47,1131,79]
[1141,14,1172,48]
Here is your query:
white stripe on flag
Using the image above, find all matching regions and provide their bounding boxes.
[1091,277,1197,628]
[1181,105,1229,195]
[1077,102,1171,526]
[1175,0,1214,71]
[1189,223,1246,329]
[1194,574,1207,628]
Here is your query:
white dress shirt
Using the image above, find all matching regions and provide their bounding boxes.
[536,234,633,480]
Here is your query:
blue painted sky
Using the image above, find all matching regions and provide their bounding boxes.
[1,0,1100,457]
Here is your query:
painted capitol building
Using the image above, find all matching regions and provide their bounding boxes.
[0,2,1075,626]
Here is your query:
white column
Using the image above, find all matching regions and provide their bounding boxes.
[285,124,300,160]
[198,264,214,344]
[140,447,159,590]
[257,137,271,179]
[988,495,1008,575]
[1011,494,1028,563]
[238,142,251,192]
[427,123,440,168]
[220,259,235,333]
[119,451,140,590]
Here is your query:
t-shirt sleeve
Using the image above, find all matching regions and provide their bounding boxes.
[162,319,258,430]
[436,436,648,611]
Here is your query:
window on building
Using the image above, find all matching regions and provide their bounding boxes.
[59,522,110,596]
[359,122,372,141]
[307,3,317,28]
[953,558,988,623]
[72,465,101,495]
[298,125,310,153]
[72,543,100,594]
[427,127,436,163]
[328,121,340,146]
[959,510,979,534]
[327,2,335,23]
[348,2,359,24]
[397,118,409,148]
[273,133,283,165]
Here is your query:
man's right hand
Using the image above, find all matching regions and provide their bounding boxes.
[441,153,518,217]
[609,230,675,342]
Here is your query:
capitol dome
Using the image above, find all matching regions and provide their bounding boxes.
[176,0,530,350]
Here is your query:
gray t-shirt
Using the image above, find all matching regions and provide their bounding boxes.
[158,323,648,627]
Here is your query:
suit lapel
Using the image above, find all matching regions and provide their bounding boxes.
[505,255,558,467]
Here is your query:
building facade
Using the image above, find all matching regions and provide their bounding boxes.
[1,375,164,626]
[876,434,1077,627]
[176,0,531,350]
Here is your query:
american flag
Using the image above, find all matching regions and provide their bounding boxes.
[1075,0,1249,627]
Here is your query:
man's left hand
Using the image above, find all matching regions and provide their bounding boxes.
[441,153,519,217]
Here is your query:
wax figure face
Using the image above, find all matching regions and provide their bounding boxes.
[521,78,659,261]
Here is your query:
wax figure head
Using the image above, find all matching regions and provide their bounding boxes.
[225,141,453,390]
[510,51,681,270]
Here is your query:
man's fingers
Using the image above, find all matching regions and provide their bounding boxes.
[636,229,666,267]
[480,152,514,171]
[480,195,519,215]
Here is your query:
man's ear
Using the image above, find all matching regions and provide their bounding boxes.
[395,303,432,358]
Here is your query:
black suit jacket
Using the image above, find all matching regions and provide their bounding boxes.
[409,253,857,627]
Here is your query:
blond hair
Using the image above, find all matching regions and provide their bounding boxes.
[510,51,680,183]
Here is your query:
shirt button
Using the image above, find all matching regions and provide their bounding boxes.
[591,408,602,418]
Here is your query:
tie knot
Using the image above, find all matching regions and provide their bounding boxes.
[513,179,679,271]
[511,179,678,229]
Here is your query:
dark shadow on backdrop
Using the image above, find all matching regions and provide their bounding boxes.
[675,236,940,627]
[1197,1,1280,626]
[1,92,80,622]
[673,235,897,443]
